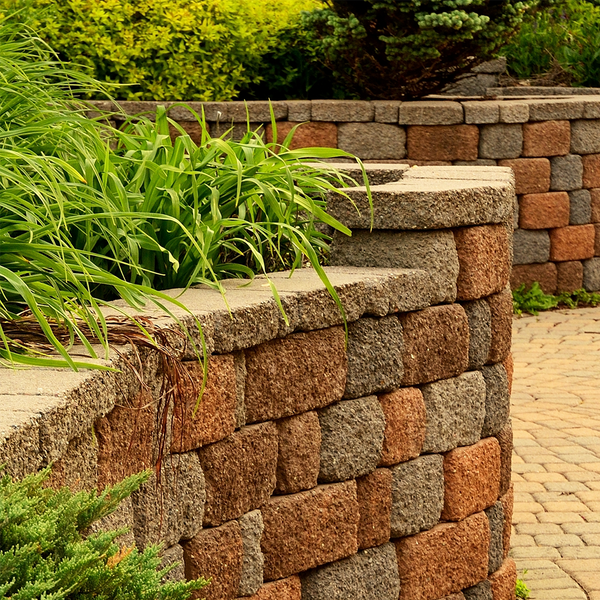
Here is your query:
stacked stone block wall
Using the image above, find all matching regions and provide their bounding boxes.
[0,167,516,599]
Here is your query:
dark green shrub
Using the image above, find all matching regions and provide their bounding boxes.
[301,0,538,99]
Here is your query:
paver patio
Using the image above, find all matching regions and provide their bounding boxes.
[511,306,600,599]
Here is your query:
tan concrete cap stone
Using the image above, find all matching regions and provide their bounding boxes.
[524,97,584,121]
[399,101,464,125]
[404,165,514,183]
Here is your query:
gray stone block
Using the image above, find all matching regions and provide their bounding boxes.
[462,299,492,371]
[463,580,493,600]
[338,123,406,160]
[420,371,486,453]
[479,124,523,159]
[228,101,287,123]
[499,101,529,124]
[160,544,186,583]
[330,229,459,305]
[300,543,400,600]
[485,502,505,575]
[444,73,498,96]
[481,364,510,438]
[569,189,592,225]
[463,101,499,125]
[318,396,385,482]
[526,98,583,121]
[286,101,311,122]
[373,100,401,123]
[390,455,444,537]
[583,257,600,291]
[344,316,404,399]
[399,101,463,125]
[551,154,583,191]
[512,229,550,265]
[89,495,135,548]
[473,58,507,74]
[237,510,264,596]
[571,119,600,154]
[312,100,374,122]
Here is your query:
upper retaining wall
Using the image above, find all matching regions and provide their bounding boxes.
[1,166,516,600]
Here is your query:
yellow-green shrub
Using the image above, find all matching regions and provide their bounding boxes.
[4,0,320,100]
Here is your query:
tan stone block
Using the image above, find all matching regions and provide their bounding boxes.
[498,158,551,194]
[519,192,570,229]
[244,328,347,423]
[583,154,600,188]
[486,289,513,365]
[510,263,558,295]
[246,576,301,600]
[265,122,337,149]
[378,388,426,466]
[488,558,517,600]
[556,261,584,293]
[395,512,491,600]
[523,121,570,157]
[356,468,392,549]
[406,125,479,161]
[549,225,595,261]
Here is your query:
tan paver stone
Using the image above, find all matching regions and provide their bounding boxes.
[582,533,600,544]
[544,482,590,493]
[510,546,561,559]
[511,534,536,547]
[534,534,584,547]
[514,502,544,513]
[513,481,545,493]
[537,512,586,524]
[512,511,538,524]
[559,546,600,559]
[515,523,562,535]
[561,522,600,534]
[540,501,590,512]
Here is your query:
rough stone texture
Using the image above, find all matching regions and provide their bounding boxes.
[549,224,595,261]
[488,558,517,600]
[237,510,264,597]
[374,100,401,123]
[300,543,400,600]
[260,481,359,581]
[518,192,569,229]
[131,451,205,548]
[311,100,374,122]
[571,119,600,154]
[557,260,584,292]
[522,120,570,157]
[338,123,406,160]
[526,98,584,121]
[88,496,135,548]
[479,124,523,159]
[171,354,237,453]
[510,263,557,295]
[503,354,513,396]
[420,371,486,454]
[275,412,321,495]
[481,364,510,437]
[344,316,403,399]
[399,101,463,125]
[550,154,583,191]
[286,101,311,122]
[356,468,392,549]
[486,289,514,365]
[390,455,444,538]
[453,225,511,300]
[583,257,600,291]
[485,502,505,575]
[227,102,288,123]
[569,189,592,225]
[246,576,301,600]
[462,299,492,370]
[499,101,529,124]
[495,421,513,497]
[183,520,244,600]
[318,396,385,482]
[400,304,470,386]
[582,153,600,188]
[244,328,347,423]
[199,422,278,527]
[442,438,501,522]
[498,158,550,194]
[395,512,491,600]
[234,351,246,428]
[330,229,460,305]
[378,388,426,466]
[265,122,337,150]
[463,581,493,600]
[596,223,600,255]
[499,486,514,560]
[160,544,186,583]
[406,125,479,161]
[512,229,550,264]
[463,101,499,125]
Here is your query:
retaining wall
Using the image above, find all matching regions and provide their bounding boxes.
[93,95,600,295]
[0,167,516,600]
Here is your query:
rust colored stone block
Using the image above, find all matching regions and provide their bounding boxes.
[378,388,426,466]
[265,122,337,149]
[549,224,595,261]
[498,158,551,194]
[591,189,600,222]
[171,355,237,453]
[496,421,513,497]
[96,391,154,489]
[488,558,517,600]
[518,192,569,229]
[274,411,321,495]
[454,225,511,300]
[442,438,501,522]
[356,468,392,549]
[522,120,570,157]
[395,512,491,600]
[183,521,244,600]
[400,305,470,386]
[510,263,557,295]
[486,289,513,365]
[199,422,278,526]
[260,481,359,581]
[583,153,600,188]
[406,125,479,161]
[556,260,584,292]
[596,224,600,256]
[502,354,514,396]
[246,576,301,600]
[244,328,347,423]
[500,485,514,560]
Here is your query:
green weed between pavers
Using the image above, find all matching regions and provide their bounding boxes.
[516,574,531,599]
[513,282,600,316]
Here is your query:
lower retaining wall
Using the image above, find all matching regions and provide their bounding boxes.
[0,168,516,600]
